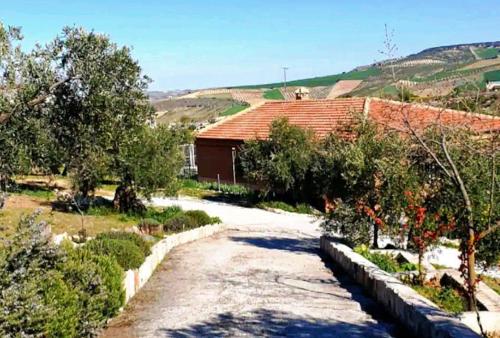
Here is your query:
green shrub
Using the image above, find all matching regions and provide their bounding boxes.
[85,238,145,270]
[0,213,125,337]
[143,206,183,224]
[60,246,124,335]
[185,210,212,225]
[41,272,80,337]
[96,231,151,256]
[354,245,411,273]
[257,200,315,214]
[163,214,197,232]
[323,203,371,247]
[163,210,220,233]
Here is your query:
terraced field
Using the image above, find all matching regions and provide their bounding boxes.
[154,98,243,124]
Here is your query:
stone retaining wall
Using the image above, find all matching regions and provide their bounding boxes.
[123,224,225,303]
[320,236,479,338]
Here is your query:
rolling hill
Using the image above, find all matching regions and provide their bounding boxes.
[228,41,500,98]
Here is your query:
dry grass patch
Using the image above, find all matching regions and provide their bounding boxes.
[0,194,137,238]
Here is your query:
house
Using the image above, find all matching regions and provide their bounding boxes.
[486,81,500,91]
[195,97,500,184]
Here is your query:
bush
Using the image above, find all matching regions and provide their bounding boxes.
[184,210,212,225]
[0,213,125,337]
[96,231,151,256]
[163,210,220,233]
[85,238,145,270]
[138,218,163,236]
[60,246,124,335]
[41,272,80,337]
[163,214,197,233]
[322,202,371,247]
[143,206,183,224]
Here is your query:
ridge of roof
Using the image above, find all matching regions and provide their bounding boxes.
[369,97,500,121]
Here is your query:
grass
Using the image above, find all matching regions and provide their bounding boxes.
[263,88,285,100]
[0,206,138,238]
[256,201,316,215]
[481,275,500,295]
[180,179,250,196]
[235,67,381,89]
[354,245,418,273]
[220,103,249,117]
[476,47,499,60]
[412,284,466,314]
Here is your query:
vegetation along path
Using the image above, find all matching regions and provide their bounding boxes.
[101,198,404,337]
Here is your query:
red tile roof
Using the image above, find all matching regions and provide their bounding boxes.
[196,98,500,141]
[368,98,500,134]
[197,98,366,140]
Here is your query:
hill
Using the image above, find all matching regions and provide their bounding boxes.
[153,97,249,125]
[227,41,500,98]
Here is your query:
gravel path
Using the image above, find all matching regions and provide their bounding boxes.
[101,197,403,338]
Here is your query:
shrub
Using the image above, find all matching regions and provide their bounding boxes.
[184,210,212,225]
[0,213,125,337]
[143,206,183,224]
[60,246,124,335]
[85,238,145,270]
[163,214,197,233]
[138,218,163,236]
[322,202,371,247]
[354,245,400,273]
[96,231,151,256]
[163,210,220,233]
[41,272,80,337]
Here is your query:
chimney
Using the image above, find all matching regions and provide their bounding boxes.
[294,87,310,100]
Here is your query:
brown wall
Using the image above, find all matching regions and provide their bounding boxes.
[195,138,245,184]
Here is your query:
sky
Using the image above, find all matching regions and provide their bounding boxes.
[1,1,499,90]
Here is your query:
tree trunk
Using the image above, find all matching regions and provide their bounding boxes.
[113,183,145,214]
[372,224,379,249]
[466,228,477,311]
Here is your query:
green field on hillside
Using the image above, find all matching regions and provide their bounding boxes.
[263,88,285,100]
[484,70,500,82]
[235,67,381,89]
[476,48,499,59]
[220,103,249,116]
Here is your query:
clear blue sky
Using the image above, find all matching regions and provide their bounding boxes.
[2,1,499,90]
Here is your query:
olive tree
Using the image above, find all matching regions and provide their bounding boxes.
[112,125,186,213]
[238,117,316,202]
[48,27,154,198]
[316,120,416,248]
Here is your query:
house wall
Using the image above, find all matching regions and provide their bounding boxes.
[195,138,245,184]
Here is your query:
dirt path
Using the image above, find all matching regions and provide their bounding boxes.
[101,198,403,337]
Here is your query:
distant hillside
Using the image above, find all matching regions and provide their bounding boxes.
[153,97,248,124]
[147,89,193,101]
[228,41,500,98]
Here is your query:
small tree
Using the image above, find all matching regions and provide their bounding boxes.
[396,105,499,312]
[315,120,415,248]
[401,191,455,285]
[239,117,316,202]
[112,125,186,213]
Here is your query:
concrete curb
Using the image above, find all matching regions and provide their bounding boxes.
[320,236,480,338]
[123,223,225,304]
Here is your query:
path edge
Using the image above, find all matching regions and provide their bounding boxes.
[320,236,480,338]
[123,223,226,304]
